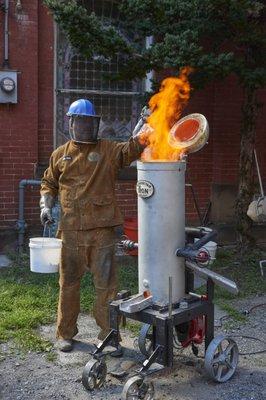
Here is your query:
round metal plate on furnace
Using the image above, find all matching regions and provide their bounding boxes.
[136,180,154,198]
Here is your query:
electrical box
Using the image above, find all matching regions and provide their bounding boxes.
[0,70,18,104]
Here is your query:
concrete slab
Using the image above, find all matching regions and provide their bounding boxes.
[0,254,12,268]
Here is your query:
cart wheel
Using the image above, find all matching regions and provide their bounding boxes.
[82,359,107,391]
[205,334,239,382]
[138,324,154,357]
[122,375,155,400]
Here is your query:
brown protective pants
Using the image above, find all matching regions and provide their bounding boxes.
[56,228,117,340]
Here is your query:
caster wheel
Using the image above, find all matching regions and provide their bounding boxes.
[82,359,107,391]
[205,334,239,382]
[138,324,154,357]
[122,375,155,400]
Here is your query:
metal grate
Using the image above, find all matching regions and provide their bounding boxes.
[80,0,121,21]
[69,55,136,93]
[55,1,144,147]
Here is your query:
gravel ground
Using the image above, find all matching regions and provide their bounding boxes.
[0,295,265,400]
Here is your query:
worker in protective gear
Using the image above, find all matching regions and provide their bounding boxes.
[40,99,148,353]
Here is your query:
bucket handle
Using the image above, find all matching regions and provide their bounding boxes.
[43,222,52,239]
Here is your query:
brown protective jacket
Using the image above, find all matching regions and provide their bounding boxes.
[41,138,142,230]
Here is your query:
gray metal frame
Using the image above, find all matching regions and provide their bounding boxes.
[108,281,214,369]
[89,278,214,372]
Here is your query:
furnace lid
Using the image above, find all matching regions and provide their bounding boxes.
[168,113,209,154]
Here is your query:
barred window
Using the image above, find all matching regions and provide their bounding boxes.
[55,1,144,147]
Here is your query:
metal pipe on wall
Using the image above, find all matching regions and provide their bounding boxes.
[254,149,264,197]
[17,179,41,251]
[3,0,9,68]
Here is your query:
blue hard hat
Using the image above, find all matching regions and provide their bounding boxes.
[66,99,96,117]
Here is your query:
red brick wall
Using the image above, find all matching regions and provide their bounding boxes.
[115,181,137,219]
[0,1,265,233]
[0,1,37,229]
[184,79,266,224]
[38,1,54,164]
[185,85,214,223]
[0,1,54,230]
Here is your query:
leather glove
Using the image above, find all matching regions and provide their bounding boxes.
[40,194,55,225]
[132,106,153,147]
[132,106,151,137]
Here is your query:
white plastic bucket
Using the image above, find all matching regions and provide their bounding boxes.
[29,237,62,273]
[202,241,217,265]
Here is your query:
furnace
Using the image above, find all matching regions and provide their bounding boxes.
[80,72,239,399]
[80,132,239,399]
[137,161,186,305]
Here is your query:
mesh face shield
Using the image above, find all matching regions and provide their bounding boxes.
[69,115,101,143]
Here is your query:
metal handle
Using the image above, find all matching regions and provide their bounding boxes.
[43,222,51,238]
[176,229,217,262]
[185,227,205,237]
[254,150,264,197]
[119,239,138,250]
[168,276,173,318]
[190,230,217,251]
[186,261,239,295]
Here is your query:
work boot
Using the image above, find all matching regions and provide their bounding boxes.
[109,344,124,358]
[56,339,73,352]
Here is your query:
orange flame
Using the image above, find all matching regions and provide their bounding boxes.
[141,67,192,161]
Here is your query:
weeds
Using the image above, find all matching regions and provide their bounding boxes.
[45,351,57,362]
[212,247,266,298]
[208,246,266,322]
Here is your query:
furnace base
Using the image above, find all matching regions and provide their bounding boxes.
[106,278,214,369]
[81,274,239,399]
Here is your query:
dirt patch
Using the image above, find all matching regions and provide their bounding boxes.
[0,296,265,400]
